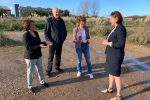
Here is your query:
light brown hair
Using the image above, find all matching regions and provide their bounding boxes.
[110,11,123,29]
[22,19,34,31]
[110,11,123,24]
[76,16,86,27]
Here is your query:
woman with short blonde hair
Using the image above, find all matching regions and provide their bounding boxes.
[73,16,93,78]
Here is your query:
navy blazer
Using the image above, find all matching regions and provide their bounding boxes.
[105,23,126,57]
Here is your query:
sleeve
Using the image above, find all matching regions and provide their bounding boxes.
[44,18,51,41]
[87,27,90,39]
[73,28,80,43]
[112,28,126,49]
[23,33,41,51]
[63,20,67,40]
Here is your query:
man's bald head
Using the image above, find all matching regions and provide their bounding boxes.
[52,7,59,12]
[52,7,59,19]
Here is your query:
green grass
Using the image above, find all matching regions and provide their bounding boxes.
[14,46,25,51]
[3,30,25,33]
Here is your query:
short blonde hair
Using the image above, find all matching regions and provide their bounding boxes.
[76,16,86,27]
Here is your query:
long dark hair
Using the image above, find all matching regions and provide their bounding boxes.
[110,11,123,29]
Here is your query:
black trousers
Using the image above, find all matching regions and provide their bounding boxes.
[47,44,63,73]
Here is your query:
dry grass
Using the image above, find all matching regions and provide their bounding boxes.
[0,15,150,46]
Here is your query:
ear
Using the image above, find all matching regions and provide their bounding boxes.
[115,17,119,24]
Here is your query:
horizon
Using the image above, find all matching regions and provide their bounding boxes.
[0,0,150,17]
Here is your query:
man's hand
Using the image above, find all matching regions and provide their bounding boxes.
[40,44,48,48]
[102,40,109,45]
[82,40,87,43]
[46,41,53,46]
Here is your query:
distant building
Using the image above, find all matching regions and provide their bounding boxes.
[14,4,52,17]
[0,6,11,16]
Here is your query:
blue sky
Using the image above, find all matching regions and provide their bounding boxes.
[0,0,150,17]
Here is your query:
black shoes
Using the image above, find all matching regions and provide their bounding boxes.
[29,83,49,93]
[29,88,35,93]
[46,68,63,77]
[56,68,64,73]
[46,72,51,77]
[42,83,49,87]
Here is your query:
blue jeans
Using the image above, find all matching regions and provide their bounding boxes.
[75,43,92,74]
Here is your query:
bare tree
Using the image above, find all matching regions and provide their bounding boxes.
[76,6,82,16]
[84,0,91,17]
[91,0,100,17]
[71,9,75,15]
[76,0,91,17]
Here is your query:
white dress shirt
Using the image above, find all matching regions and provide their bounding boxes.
[107,28,116,47]
[81,31,86,40]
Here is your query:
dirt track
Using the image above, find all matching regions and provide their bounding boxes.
[0,32,150,100]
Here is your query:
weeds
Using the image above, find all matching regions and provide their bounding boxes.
[0,15,150,46]
[0,30,23,47]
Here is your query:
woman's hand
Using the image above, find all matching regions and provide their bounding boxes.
[87,39,90,44]
[40,44,48,48]
[102,40,109,45]
[82,40,87,43]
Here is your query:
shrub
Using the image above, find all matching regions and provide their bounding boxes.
[35,23,45,30]
[0,30,23,47]
[0,15,150,46]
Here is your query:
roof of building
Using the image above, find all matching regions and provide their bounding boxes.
[0,6,11,11]
[19,6,52,10]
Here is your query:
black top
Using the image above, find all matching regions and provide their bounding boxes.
[44,15,67,44]
[105,23,127,57]
[22,31,42,59]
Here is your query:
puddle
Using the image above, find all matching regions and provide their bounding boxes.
[95,50,150,71]
[64,43,74,47]
[124,55,150,71]
[41,39,46,42]
[13,38,46,42]
[96,51,105,54]
[12,38,22,40]
[95,50,150,84]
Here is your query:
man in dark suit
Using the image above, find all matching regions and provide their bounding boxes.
[44,7,67,77]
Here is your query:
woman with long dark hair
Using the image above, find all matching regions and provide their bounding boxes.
[101,11,126,100]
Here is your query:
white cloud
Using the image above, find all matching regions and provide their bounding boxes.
[0,1,15,4]
[9,7,12,10]
[9,7,15,14]
[32,5,47,8]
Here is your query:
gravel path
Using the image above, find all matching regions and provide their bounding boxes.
[0,33,150,100]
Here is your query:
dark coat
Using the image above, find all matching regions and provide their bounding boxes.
[22,31,42,59]
[105,23,127,57]
[44,15,67,44]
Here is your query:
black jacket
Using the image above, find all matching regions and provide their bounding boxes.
[22,31,42,59]
[44,15,67,44]
[105,23,126,57]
